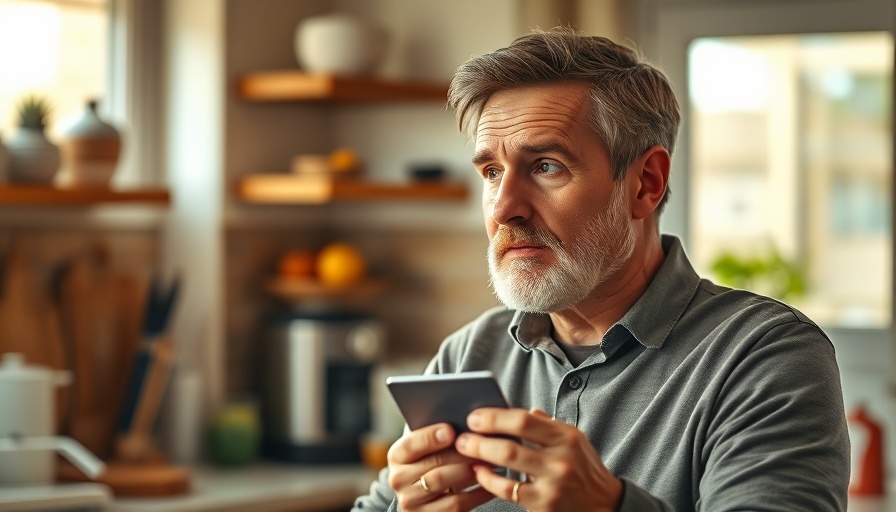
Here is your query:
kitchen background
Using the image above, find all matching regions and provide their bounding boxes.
[0,0,893,509]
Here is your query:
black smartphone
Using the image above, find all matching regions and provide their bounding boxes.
[385,371,510,434]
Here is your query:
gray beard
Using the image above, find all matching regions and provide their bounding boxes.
[487,184,635,313]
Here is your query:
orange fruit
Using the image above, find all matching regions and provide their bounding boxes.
[316,242,366,287]
[328,148,361,174]
[277,249,317,279]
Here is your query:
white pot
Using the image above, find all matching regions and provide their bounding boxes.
[0,353,104,485]
[295,14,388,76]
[0,353,68,484]
[5,127,61,185]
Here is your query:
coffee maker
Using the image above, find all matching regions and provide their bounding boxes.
[260,310,383,464]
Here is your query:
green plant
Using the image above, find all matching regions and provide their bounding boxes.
[16,95,53,130]
[709,244,807,301]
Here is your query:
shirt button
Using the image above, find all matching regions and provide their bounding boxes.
[568,376,582,389]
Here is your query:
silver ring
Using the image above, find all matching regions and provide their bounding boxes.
[512,481,522,503]
[420,475,431,492]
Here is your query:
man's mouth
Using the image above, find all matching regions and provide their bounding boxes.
[491,225,561,262]
[499,242,548,259]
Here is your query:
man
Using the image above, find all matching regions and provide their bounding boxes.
[353,28,849,511]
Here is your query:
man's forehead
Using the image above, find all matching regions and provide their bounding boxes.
[477,83,590,127]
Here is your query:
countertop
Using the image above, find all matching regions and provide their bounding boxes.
[850,495,892,512]
[109,463,376,512]
[106,467,895,512]
[2,467,889,511]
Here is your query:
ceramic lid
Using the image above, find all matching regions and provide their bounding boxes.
[61,100,119,139]
[0,353,70,385]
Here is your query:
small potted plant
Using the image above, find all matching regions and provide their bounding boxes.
[5,94,61,185]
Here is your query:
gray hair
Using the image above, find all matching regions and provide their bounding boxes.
[447,27,681,212]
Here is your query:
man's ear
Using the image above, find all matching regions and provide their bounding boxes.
[629,146,670,220]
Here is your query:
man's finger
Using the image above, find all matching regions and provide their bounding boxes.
[388,423,455,464]
[467,407,564,447]
[472,464,528,505]
[455,432,545,477]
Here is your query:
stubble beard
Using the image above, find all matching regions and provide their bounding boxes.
[487,184,636,313]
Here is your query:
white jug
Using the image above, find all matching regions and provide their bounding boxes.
[0,353,104,485]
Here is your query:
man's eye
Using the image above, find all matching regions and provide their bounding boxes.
[485,168,501,180]
[537,161,563,174]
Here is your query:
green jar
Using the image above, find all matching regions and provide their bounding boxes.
[206,401,261,467]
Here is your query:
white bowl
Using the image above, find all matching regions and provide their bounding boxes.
[295,14,387,76]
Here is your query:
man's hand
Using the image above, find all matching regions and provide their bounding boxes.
[455,408,623,511]
[386,423,494,511]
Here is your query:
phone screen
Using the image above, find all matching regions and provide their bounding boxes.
[386,371,509,434]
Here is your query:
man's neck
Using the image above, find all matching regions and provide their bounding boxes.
[549,237,665,346]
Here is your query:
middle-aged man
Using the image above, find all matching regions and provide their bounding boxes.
[353,27,850,512]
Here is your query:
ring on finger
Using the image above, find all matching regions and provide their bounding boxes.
[420,475,431,492]
[512,481,522,503]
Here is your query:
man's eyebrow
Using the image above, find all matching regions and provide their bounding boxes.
[472,141,578,167]
[520,141,578,163]
[472,149,495,167]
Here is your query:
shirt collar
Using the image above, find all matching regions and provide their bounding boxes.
[508,235,701,351]
[618,235,701,349]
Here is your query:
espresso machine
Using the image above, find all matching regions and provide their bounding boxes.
[260,310,383,464]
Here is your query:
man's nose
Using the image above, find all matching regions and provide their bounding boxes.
[488,171,532,227]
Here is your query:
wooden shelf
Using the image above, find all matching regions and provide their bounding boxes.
[237,71,448,103]
[237,174,468,204]
[0,185,171,206]
[266,277,388,304]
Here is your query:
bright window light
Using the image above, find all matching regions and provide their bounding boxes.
[0,0,107,139]
[689,39,772,112]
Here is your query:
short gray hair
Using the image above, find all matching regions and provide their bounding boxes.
[448,27,681,212]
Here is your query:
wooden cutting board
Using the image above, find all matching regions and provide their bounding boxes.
[0,241,68,428]
[58,244,147,460]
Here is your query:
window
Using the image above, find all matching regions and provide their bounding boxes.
[0,0,108,139]
[688,32,892,328]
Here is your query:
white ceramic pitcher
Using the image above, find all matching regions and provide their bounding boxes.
[0,353,104,485]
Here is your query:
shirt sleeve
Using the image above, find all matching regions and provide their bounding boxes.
[698,319,850,511]
[351,466,399,512]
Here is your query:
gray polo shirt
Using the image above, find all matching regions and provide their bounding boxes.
[353,235,849,511]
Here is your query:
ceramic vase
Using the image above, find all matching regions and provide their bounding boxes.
[295,14,388,75]
[5,127,60,185]
[57,100,122,188]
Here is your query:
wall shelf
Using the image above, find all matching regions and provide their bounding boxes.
[0,186,171,206]
[237,175,468,204]
[266,277,388,305]
[236,71,448,103]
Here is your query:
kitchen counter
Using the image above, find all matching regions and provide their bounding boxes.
[108,465,892,512]
[109,463,376,512]
[850,495,891,512]
[109,477,896,512]
[4,467,887,511]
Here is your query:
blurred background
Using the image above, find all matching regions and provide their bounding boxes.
[0,0,892,510]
